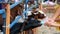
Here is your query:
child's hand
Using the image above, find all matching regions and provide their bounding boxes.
[44,18,55,27]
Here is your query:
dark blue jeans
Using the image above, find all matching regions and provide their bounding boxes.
[10,23,23,34]
[23,19,42,31]
[10,19,42,34]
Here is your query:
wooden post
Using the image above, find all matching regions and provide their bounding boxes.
[6,4,10,34]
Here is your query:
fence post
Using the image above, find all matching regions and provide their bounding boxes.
[6,4,10,34]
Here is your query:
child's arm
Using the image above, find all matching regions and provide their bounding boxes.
[44,21,60,27]
[50,22,60,27]
[44,7,60,27]
[45,7,55,10]
[51,7,60,20]
[44,5,60,20]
